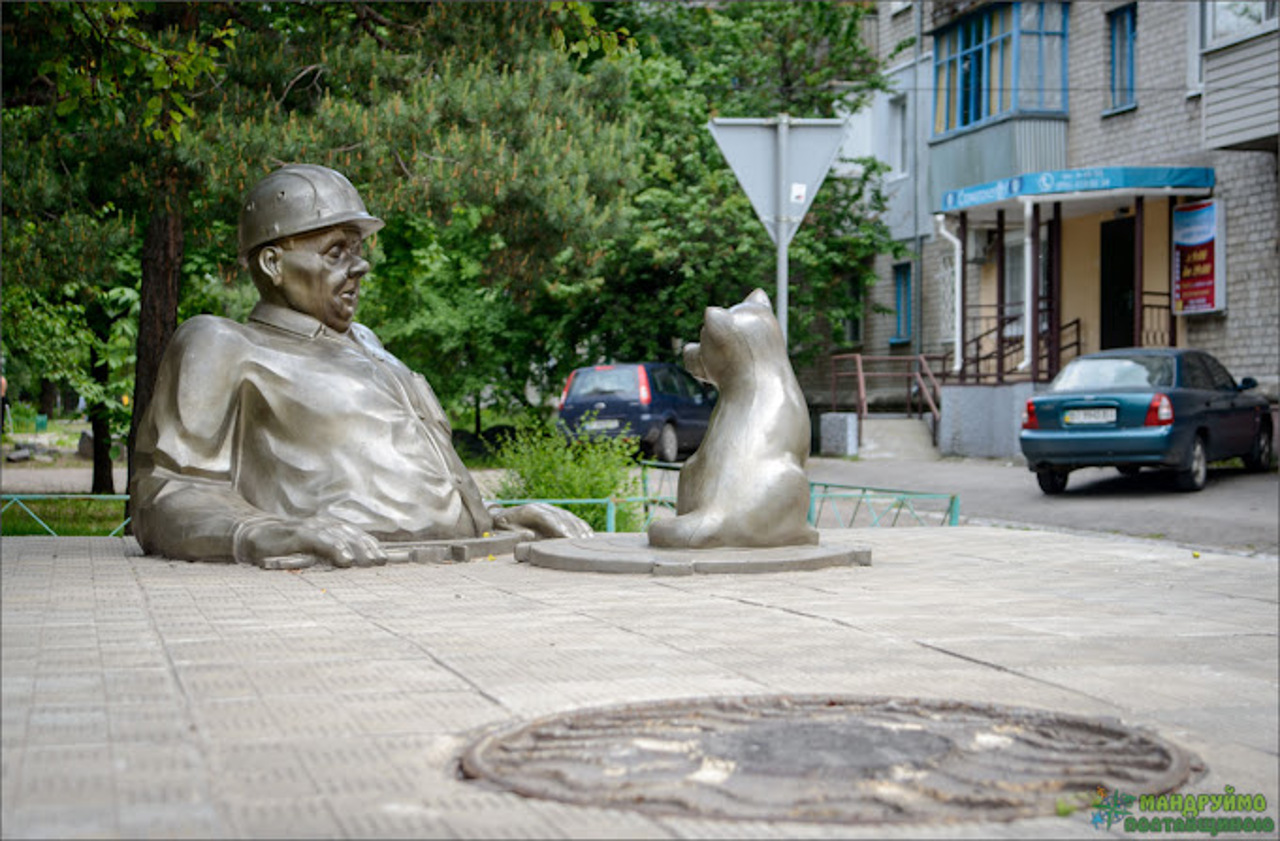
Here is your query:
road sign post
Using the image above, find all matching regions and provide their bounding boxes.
[709,114,848,347]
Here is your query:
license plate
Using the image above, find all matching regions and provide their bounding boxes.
[1064,408,1116,425]
[582,419,619,431]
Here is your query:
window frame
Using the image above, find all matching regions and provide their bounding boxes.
[891,263,913,346]
[1203,0,1279,50]
[931,2,1069,138]
[1106,4,1138,115]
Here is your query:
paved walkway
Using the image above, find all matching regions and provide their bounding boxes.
[2,529,1276,838]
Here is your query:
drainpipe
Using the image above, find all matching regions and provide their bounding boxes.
[935,214,963,373]
[1018,197,1034,371]
[912,1,924,357]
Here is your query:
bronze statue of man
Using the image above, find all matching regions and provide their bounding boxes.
[131,164,591,568]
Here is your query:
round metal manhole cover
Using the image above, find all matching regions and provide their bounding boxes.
[460,695,1198,824]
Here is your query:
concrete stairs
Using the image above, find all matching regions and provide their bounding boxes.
[857,415,940,461]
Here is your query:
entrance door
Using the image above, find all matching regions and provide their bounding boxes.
[1100,217,1135,349]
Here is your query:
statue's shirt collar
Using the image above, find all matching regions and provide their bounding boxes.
[247,301,349,340]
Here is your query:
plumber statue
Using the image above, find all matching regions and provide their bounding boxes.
[131,165,591,569]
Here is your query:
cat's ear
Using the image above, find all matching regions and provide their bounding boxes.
[746,288,771,309]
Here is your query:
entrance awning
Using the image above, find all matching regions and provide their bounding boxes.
[934,167,1214,376]
[939,166,1215,226]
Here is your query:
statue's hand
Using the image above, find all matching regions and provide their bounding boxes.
[235,516,389,569]
[492,503,594,540]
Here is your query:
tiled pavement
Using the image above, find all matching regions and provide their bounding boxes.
[1,528,1276,839]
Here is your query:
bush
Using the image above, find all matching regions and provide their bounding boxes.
[494,415,642,532]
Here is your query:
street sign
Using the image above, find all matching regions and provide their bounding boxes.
[709,116,847,248]
[708,115,848,345]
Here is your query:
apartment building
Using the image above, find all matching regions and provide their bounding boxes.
[820,1,1278,456]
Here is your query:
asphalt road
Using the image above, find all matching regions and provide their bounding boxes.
[808,456,1279,557]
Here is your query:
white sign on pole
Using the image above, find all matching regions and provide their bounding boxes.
[708,116,847,248]
[708,115,848,345]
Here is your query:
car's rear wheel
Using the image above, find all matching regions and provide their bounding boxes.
[1117,465,1142,477]
[1243,425,1273,473]
[1174,435,1207,492]
[1036,469,1069,495]
[654,423,679,463]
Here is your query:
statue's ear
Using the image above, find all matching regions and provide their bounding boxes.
[746,288,771,308]
[255,246,284,287]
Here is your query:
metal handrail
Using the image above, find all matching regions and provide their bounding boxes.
[829,353,945,446]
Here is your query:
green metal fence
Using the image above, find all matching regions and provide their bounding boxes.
[3,476,959,537]
[2,494,132,537]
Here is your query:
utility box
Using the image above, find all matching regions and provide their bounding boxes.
[819,412,859,457]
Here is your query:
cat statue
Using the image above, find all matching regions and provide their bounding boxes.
[648,288,819,549]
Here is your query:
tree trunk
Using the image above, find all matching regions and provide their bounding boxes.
[85,303,115,495]
[127,203,185,500]
[38,379,57,417]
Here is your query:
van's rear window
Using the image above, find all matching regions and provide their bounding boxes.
[567,367,639,399]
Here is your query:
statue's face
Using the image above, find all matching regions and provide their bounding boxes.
[272,226,370,332]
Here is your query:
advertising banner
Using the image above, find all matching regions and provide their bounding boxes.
[1172,200,1226,315]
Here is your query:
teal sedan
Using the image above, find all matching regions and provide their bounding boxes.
[1020,348,1273,494]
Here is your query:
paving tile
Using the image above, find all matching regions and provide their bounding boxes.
[1,531,1275,839]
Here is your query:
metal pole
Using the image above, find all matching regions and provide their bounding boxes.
[1133,195,1145,347]
[776,113,790,348]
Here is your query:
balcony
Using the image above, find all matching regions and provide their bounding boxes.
[1202,28,1279,152]
[927,116,1067,212]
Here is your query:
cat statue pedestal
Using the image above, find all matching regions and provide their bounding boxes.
[522,289,871,576]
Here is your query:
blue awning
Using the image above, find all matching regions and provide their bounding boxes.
[940,166,1215,213]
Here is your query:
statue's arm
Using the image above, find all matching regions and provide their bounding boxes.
[130,317,263,561]
[131,318,388,568]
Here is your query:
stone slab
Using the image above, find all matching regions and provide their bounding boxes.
[515,531,871,574]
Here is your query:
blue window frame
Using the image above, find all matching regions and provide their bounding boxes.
[1108,5,1137,112]
[932,2,1069,137]
[891,263,912,345]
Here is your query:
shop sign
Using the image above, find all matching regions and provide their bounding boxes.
[1172,200,1226,315]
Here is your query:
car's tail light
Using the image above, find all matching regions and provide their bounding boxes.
[637,366,652,406]
[1022,399,1038,430]
[558,370,577,411]
[1144,393,1174,426]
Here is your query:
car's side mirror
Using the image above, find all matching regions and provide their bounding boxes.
[1239,376,1258,391]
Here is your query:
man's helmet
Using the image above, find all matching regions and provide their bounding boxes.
[238,164,384,264]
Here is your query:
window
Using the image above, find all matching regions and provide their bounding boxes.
[932,2,1068,136]
[1206,0,1278,45]
[1108,5,1137,112]
[1180,354,1214,390]
[891,263,912,345]
[1200,353,1239,391]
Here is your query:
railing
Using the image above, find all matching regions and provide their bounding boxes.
[955,311,1081,385]
[3,477,962,537]
[829,354,946,446]
[807,482,960,528]
[1141,292,1173,347]
[1,494,132,537]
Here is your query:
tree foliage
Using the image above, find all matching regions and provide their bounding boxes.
[579,1,907,371]
[3,2,903,470]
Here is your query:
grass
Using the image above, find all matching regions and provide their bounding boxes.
[1,498,129,536]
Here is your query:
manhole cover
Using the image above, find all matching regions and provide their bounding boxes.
[460,694,1197,824]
